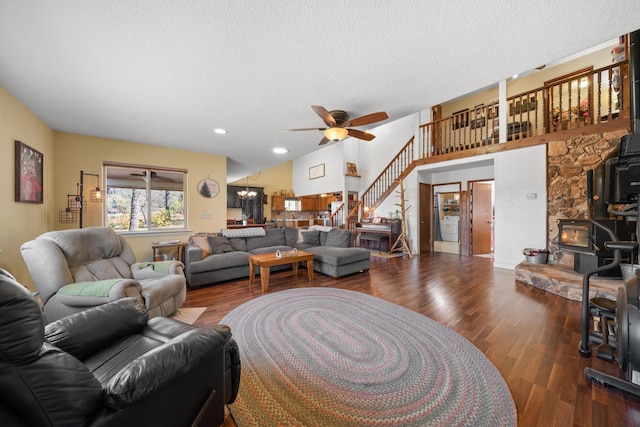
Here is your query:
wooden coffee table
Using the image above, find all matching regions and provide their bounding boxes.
[249,250,314,293]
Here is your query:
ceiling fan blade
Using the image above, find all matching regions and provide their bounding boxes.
[347,128,376,141]
[285,127,327,132]
[311,105,337,127]
[318,136,330,145]
[343,111,388,127]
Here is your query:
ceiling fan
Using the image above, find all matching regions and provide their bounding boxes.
[129,171,175,182]
[287,105,388,145]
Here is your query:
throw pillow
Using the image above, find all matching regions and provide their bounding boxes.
[207,236,235,255]
[301,230,321,246]
[325,229,351,248]
[188,235,211,258]
[296,227,307,243]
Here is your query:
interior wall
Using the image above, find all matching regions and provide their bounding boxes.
[229,160,292,221]
[397,147,546,269]
[54,132,228,264]
[441,40,620,117]
[357,113,418,191]
[292,143,345,197]
[493,145,548,269]
[0,85,55,287]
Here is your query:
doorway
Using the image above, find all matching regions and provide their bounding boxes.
[469,180,494,257]
[432,182,461,254]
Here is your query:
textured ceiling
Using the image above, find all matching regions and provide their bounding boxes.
[1,1,639,181]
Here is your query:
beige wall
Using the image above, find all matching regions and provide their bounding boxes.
[0,86,55,287]
[0,85,230,289]
[54,132,228,263]
[229,161,292,221]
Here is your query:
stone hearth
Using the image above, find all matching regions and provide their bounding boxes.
[547,130,628,268]
[515,261,622,302]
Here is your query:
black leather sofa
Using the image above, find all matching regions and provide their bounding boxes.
[0,269,240,427]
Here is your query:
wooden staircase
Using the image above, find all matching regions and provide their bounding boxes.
[344,137,416,234]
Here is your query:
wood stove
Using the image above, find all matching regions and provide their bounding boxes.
[558,219,636,277]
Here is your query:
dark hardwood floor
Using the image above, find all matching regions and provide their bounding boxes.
[184,252,640,427]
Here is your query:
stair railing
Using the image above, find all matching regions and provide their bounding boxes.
[329,202,345,228]
[360,137,415,216]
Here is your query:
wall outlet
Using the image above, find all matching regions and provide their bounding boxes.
[526,193,537,199]
[201,211,213,219]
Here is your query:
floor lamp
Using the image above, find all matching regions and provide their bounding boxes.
[58,170,103,228]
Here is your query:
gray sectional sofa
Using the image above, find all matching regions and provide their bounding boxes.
[184,227,370,288]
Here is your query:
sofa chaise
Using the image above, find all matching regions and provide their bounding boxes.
[185,227,370,288]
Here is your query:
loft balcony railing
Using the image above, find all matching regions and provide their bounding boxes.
[419,60,629,158]
[358,61,630,221]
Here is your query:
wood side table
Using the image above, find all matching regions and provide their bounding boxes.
[249,250,314,293]
[152,242,186,262]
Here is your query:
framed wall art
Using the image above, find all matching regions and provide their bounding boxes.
[471,117,486,129]
[309,163,325,180]
[197,178,220,198]
[15,140,43,204]
[451,109,469,130]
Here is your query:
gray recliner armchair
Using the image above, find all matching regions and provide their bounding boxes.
[21,227,186,323]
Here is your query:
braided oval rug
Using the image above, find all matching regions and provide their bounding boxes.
[222,288,516,426]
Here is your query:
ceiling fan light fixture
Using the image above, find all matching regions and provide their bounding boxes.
[324,127,348,142]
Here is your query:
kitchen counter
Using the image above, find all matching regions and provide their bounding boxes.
[283,219,312,227]
[273,218,332,228]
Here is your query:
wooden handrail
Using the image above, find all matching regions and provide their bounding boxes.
[419,60,629,154]
[360,137,415,216]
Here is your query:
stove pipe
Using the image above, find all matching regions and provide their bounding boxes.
[630,30,640,134]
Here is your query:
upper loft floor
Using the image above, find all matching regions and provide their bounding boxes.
[417,35,630,159]
[357,34,635,220]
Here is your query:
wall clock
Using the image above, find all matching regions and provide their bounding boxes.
[197,178,220,198]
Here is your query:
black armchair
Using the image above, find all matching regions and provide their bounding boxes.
[0,269,240,427]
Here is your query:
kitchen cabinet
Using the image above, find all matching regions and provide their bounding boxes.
[300,196,319,211]
[229,186,265,221]
[271,195,285,212]
[226,186,243,208]
[318,195,334,211]
[441,192,460,217]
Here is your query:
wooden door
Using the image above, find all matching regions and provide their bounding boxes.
[419,183,432,253]
[471,182,493,255]
[459,191,470,256]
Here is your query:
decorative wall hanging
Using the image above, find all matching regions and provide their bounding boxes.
[15,140,43,204]
[346,162,359,176]
[309,164,325,180]
[198,178,220,198]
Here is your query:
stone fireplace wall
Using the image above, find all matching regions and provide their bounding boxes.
[548,129,629,267]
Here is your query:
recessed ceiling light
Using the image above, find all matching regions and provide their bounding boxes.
[272,147,289,154]
[214,128,227,135]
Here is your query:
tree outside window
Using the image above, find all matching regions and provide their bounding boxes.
[105,165,186,232]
